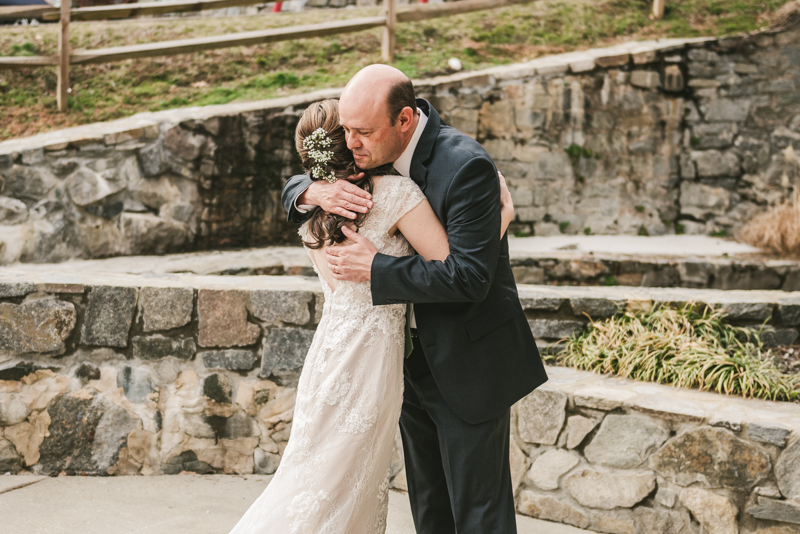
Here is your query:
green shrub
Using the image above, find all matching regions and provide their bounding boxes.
[550,303,799,401]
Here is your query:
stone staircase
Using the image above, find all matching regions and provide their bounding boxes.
[8,235,797,291]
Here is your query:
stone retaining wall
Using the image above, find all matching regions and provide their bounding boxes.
[2,271,800,532]
[2,23,800,264]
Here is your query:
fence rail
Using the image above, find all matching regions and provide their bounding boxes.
[0,0,666,112]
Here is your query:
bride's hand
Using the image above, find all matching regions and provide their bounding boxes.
[298,173,372,220]
[499,171,514,237]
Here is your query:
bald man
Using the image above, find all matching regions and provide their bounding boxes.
[281,65,546,534]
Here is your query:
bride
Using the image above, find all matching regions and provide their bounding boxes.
[229,99,513,534]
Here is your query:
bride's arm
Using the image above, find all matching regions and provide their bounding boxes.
[391,172,513,262]
[499,172,514,238]
[390,199,450,262]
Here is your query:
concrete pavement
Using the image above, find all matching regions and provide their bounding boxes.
[0,474,594,534]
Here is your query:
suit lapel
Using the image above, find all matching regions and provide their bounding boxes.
[410,98,441,191]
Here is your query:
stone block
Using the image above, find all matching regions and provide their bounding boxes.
[0,438,22,474]
[759,327,799,347]
[38,392,139,476]
[0,282,36,298]
[747,497,800,524]
[565,415,598,449]
[43,283,84,294]
[138,144,168,177]
[679,181,732,220]
[197,289,261,348]
[0,196,28,225]
[0,299,76,354]
[748,422,791,447]
[690,150,740,177]
[529,319,585,340]
[651,427,771,489]
[449,109,479,137]
[570,298,622,319]
[573,387,636,411]
[203,373,232,403]
[519,296,565,312]
[81,286,138,348]
[117,366,156,403]
[121,213,190,256]
[679,487,739,534]
[164,126,207,161]
[595,53,630,68]
[140,286,193,332]
[0,393,31,426]
[778,304,800,326]
[630,70,661,89]
[526,448,580,490]
[509,438,528,493]
[65,167,126,207]
[260,327,315,382]
[693,122,737,149]
[254,447,281,475]
[516,388,567,445]
[564,468,656,510]
[664,65,684,92]
[584,414,670,469]
[718,301,773,321]
[705,98,751,122]
[2,165,56,202]
[517,490,590,529]
[201,349,258,371]
[103,128,143,146]
[776,439,800,500]
[250,290,312,325]
[633,506,690,534]
[655,486,678,508]
[132,335,196,361]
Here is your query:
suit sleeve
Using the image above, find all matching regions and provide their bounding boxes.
[371,157,501,304]
[281,174,317,224]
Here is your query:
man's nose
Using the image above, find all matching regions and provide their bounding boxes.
[346,133,361,150]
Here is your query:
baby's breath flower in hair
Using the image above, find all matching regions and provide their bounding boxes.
[303,127,337,183]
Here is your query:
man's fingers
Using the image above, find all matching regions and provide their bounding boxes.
[342,180,372,200]
[326,247,342,258]
[341,226,360,241]
[331,207,357,219]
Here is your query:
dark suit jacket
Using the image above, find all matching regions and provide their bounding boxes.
[281,98,547,424]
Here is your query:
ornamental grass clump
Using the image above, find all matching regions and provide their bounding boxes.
[553,303,800,402]
[739,191,800,257]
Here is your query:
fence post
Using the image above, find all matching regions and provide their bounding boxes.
[381,0,396,63]
[652,0,665,20]
[57,0,71,113]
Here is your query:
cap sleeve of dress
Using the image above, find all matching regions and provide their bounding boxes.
[382,176,427,231]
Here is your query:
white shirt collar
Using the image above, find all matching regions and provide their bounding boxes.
[393,108,428,178]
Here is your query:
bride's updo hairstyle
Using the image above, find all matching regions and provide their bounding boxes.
[295,99,373,250]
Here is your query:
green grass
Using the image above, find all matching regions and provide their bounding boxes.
[0,0,788,140]
[549,303,800,401]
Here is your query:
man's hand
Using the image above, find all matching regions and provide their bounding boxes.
[298,173,372,220]
[326,227,378,282]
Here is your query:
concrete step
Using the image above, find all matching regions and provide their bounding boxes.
[8,235,798,291]
[0,475,595,534]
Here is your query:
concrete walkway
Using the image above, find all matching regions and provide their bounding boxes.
[0,474,594,534]
[4,235,766,278]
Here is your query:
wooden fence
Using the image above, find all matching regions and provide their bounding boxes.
[0,0,667,112]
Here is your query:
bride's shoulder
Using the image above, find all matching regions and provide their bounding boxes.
[373,175,421,198]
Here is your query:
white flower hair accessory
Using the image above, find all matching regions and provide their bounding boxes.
[302,127,337,184]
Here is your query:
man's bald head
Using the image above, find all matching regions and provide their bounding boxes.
[342,64,416,126]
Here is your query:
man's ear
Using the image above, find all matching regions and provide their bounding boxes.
[398,106,416,132]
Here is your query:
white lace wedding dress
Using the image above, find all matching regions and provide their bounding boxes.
[229,176,426,534]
